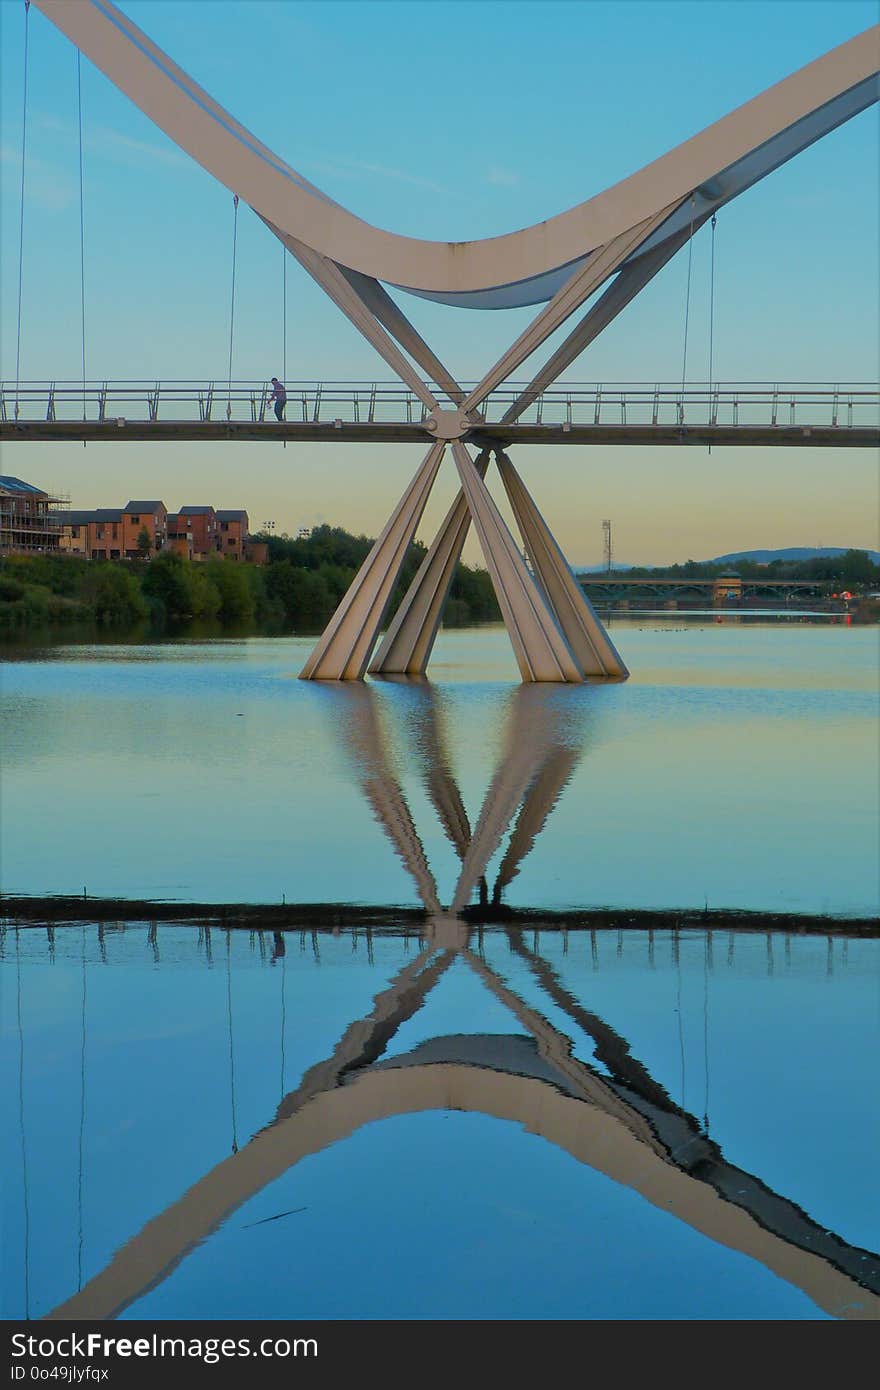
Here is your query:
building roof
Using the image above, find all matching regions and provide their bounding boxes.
[124,500,166,513]
[216,510,248,522]
[178,505,215,516]
[0,475,48,496]
[94,508,124,522]
[51,509,100,525]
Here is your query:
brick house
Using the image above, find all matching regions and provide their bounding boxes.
[122,501,167,558]
[216,510,249,561]
[167,505,219,559]
[55,509,96,557]
[50,497,257,563]
[87,509,125,560]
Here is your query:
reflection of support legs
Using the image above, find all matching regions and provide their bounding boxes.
[335,684,442,914]
[404,685,472,860]
[451,687,562,913]
[300,443,445,680]
[494,747,581,895]
[369,451,490,676]
[496,451,628,678]
[451,442,581,684]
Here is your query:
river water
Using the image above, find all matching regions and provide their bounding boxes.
[1,621,878,915]
[1,620,878,1321]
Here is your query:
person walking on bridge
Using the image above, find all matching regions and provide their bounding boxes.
[270,376,287,421]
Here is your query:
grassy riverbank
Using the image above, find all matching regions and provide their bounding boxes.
[0,525,500,638]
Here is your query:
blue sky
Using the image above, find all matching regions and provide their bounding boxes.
[1,0,877,564]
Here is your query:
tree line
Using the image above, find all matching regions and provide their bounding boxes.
[616,550,879,586]
[0,525,501,636]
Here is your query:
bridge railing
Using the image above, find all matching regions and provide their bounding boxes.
[1,380,877,428]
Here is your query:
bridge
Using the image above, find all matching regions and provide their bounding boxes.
[2,379,877,447]
[8,4,879,684]
[577,575,848,605]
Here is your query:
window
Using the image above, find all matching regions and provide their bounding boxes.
[129,515,139,524]
[71,526,80,538]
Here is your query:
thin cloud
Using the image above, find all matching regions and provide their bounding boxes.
[0,145,75,212]
[301,155,448,196]
[87,124,193,170]
[35,112,191,171]
[487,165,520,187]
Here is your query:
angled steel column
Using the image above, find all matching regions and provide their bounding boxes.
[496,451,628,677]
[451,442,581,684]
[460,203,682,413]
[270,225,440,414]
[300,442,445,680]
[369,450,491,676]
[338,267,465,406]
[501,222,706,424]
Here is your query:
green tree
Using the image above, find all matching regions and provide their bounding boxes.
[136,525,152,559]
[142,551,220,621]
[83,564,148,626]
[266,561,334,627]
[204,558,255,623]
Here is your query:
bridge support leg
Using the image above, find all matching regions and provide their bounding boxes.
[369,450,490,676]
[451,442,582,684]
[299,442,445,680]
[495,451,628,678]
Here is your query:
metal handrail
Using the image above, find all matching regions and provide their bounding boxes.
[1,379,877,427]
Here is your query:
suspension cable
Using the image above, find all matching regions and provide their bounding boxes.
[708,212,717,456]
[15,0,31,421]
[282,242,287,385]
[679,193,697,414]
[76,49,87,430]
[226,193,239,420]
[708,212,717,400]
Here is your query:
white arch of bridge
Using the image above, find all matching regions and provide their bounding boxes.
[27,3,880,681]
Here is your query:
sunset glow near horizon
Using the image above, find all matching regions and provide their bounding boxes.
[1,0,877,567]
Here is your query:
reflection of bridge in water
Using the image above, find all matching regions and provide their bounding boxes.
[9,916,876,1324]
[332,682,587,915]
[7,680,878,1321]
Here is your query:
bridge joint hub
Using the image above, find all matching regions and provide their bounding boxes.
[425,407,483,440]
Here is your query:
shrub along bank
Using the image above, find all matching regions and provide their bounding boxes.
[0,525,501,636]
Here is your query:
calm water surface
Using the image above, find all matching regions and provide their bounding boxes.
[1,621,878,1322]
[1,922,878,1321]
[1,622,877,915]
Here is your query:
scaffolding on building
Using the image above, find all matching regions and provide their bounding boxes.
[0,475,68,554]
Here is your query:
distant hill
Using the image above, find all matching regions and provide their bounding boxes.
[706,547,880,566]
[574,547,879,572]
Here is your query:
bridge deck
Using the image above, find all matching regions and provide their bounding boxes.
[2,381,876,447]
[3,420,876,446]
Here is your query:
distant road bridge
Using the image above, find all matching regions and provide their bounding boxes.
[576,575,843,605]
[2,380,877,448]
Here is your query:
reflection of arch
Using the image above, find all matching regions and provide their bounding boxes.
[44,930,880,1323]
